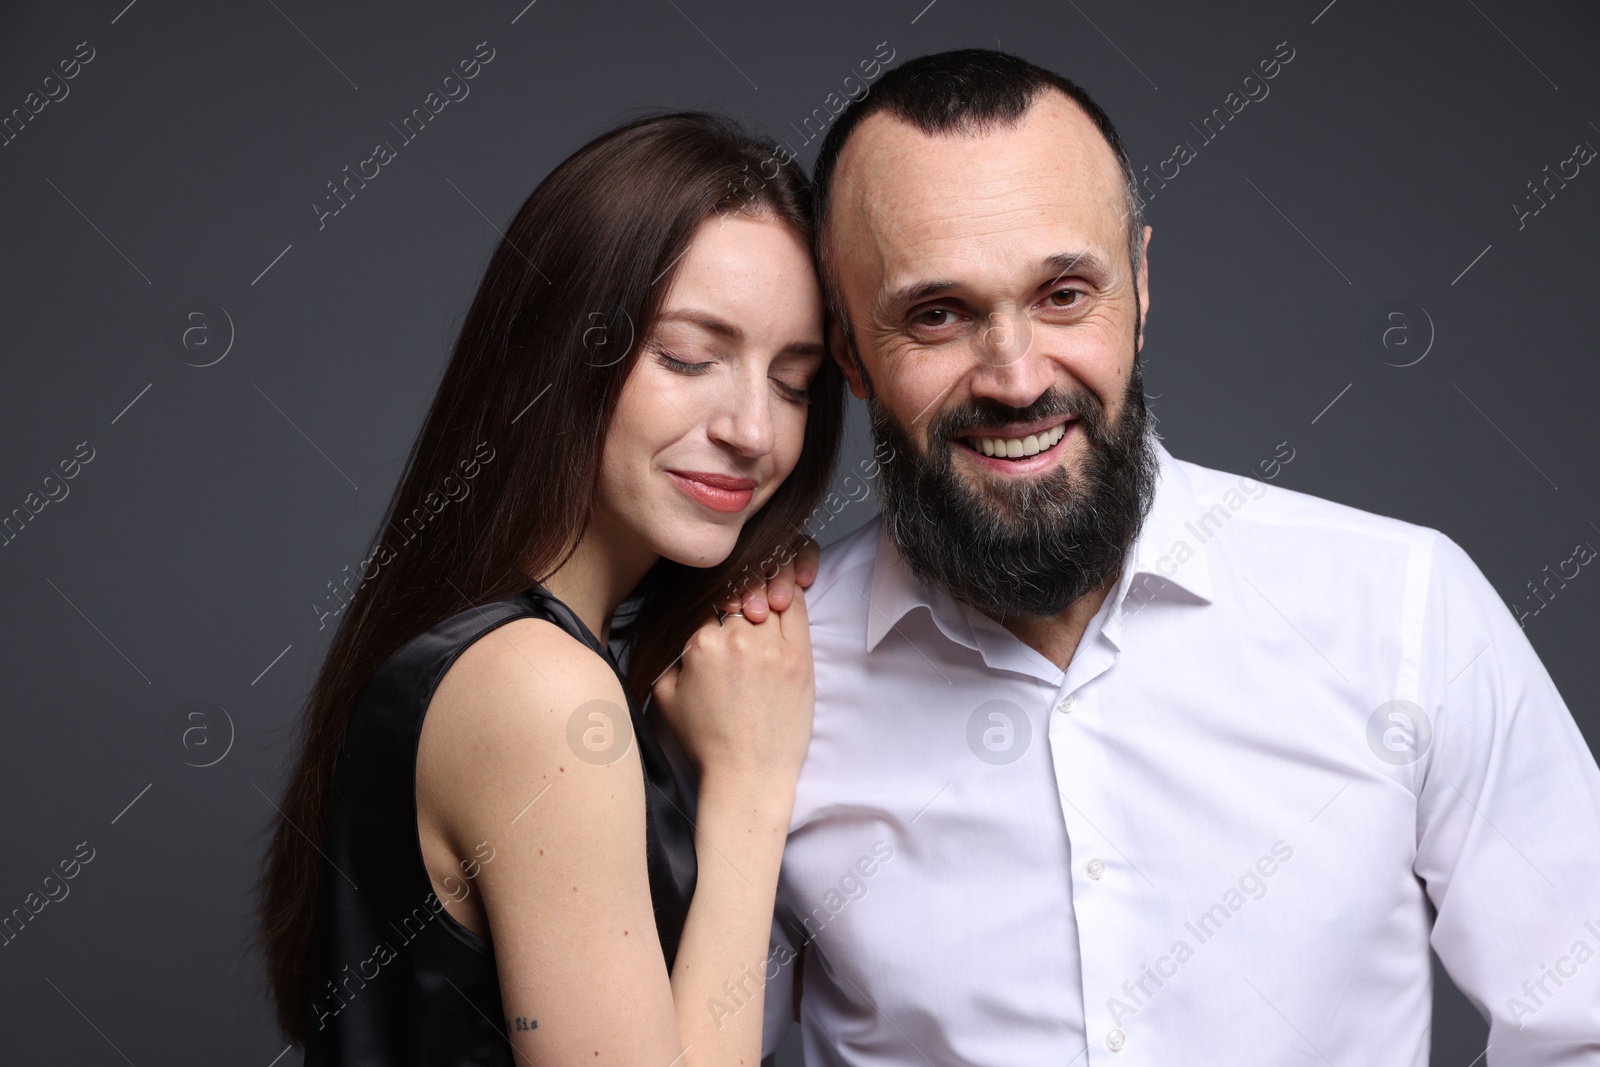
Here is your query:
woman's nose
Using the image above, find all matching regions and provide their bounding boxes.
[707,378,776,457]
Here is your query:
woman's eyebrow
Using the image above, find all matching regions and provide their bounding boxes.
[657,308,743,341]
[657,308,823,356]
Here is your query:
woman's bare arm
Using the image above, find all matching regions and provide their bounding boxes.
[417,602,809,1066]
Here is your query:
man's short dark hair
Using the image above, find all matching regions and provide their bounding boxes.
[811,48,1145,338]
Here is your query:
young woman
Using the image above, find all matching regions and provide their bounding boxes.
[257,112,844,1066]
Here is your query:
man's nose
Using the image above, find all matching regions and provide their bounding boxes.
[971,308,1053,409]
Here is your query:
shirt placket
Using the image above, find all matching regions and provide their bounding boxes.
[1050,616,1140,1063]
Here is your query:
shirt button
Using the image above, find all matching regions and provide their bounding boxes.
[1086,858,1105,880]
[1106,1029,1126,1051]
[1056,694,1077,713]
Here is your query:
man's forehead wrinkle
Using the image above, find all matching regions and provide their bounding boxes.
[838,167,943,280]
[831,94,1132,324]
[893,193,1075,253]
[834,167,947,324]
[847,154,1122,261]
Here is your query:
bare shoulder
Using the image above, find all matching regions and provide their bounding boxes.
[431,616,626,738]
[418,616,641,841]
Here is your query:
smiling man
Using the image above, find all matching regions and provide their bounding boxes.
[760,50,1600,1065]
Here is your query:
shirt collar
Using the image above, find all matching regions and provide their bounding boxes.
[863,437,1215,654]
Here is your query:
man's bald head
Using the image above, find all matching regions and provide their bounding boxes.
[811,49,1144,345]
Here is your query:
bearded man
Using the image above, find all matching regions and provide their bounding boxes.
[760,48,1600,1067]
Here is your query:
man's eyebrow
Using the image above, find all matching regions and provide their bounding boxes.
[1042,250,1113,284]
[886,278,961,309]
[656,308,823,357]
[876,250,1117,318]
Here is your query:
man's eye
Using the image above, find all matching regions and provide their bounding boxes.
[914,308,956,327]
[1047,289,1081,307]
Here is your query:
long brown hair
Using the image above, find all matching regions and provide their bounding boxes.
[257,111,844,1044]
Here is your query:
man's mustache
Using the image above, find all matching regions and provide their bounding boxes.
[926,386,1108,447]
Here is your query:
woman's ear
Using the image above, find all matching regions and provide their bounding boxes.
[830,319,868,399]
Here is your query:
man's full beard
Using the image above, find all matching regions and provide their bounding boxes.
[865,360,1160,621]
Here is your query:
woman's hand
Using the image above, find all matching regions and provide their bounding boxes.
[715,537,820,622]
[651,537,818,1059]
[654,570,815,1067]
[653,582,814,797]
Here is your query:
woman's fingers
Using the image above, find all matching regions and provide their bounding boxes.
[764,539,819,609]
[726,537,819,623]
[733,558,783,621]
[736,587,770,623]
[777,579,810,646]
[743,538,819,618]
[764,556,796,613]
[794,538,820,589]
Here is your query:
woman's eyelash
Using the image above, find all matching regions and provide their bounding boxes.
[774,379,810,403]
[655,343,809,402]
[653,346,712,373]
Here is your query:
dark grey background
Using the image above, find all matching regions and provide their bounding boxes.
[2,1,1596,1064]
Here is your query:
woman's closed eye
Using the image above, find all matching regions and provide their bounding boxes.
[770,375,811,404]
[769,351,822,404]
[654,339,816,404]
[654,346,714,374]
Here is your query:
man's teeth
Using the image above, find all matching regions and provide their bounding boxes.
[973,422,1067,459]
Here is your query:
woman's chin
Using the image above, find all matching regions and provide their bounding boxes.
[656,530,740,570]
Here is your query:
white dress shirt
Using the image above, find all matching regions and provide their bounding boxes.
[760,437,1600,1066]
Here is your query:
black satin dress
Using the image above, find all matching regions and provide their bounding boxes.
[302,585,698,1066]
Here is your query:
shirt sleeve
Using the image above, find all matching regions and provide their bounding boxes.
[1413,531,1600,1062]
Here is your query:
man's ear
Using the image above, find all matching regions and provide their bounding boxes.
[830,318,868,399]
[1135,224,1152,354]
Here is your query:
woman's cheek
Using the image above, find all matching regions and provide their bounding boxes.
[647,365,711,430]
[777,408,809,477]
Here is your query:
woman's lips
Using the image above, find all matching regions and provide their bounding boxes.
[667,470,757,514]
